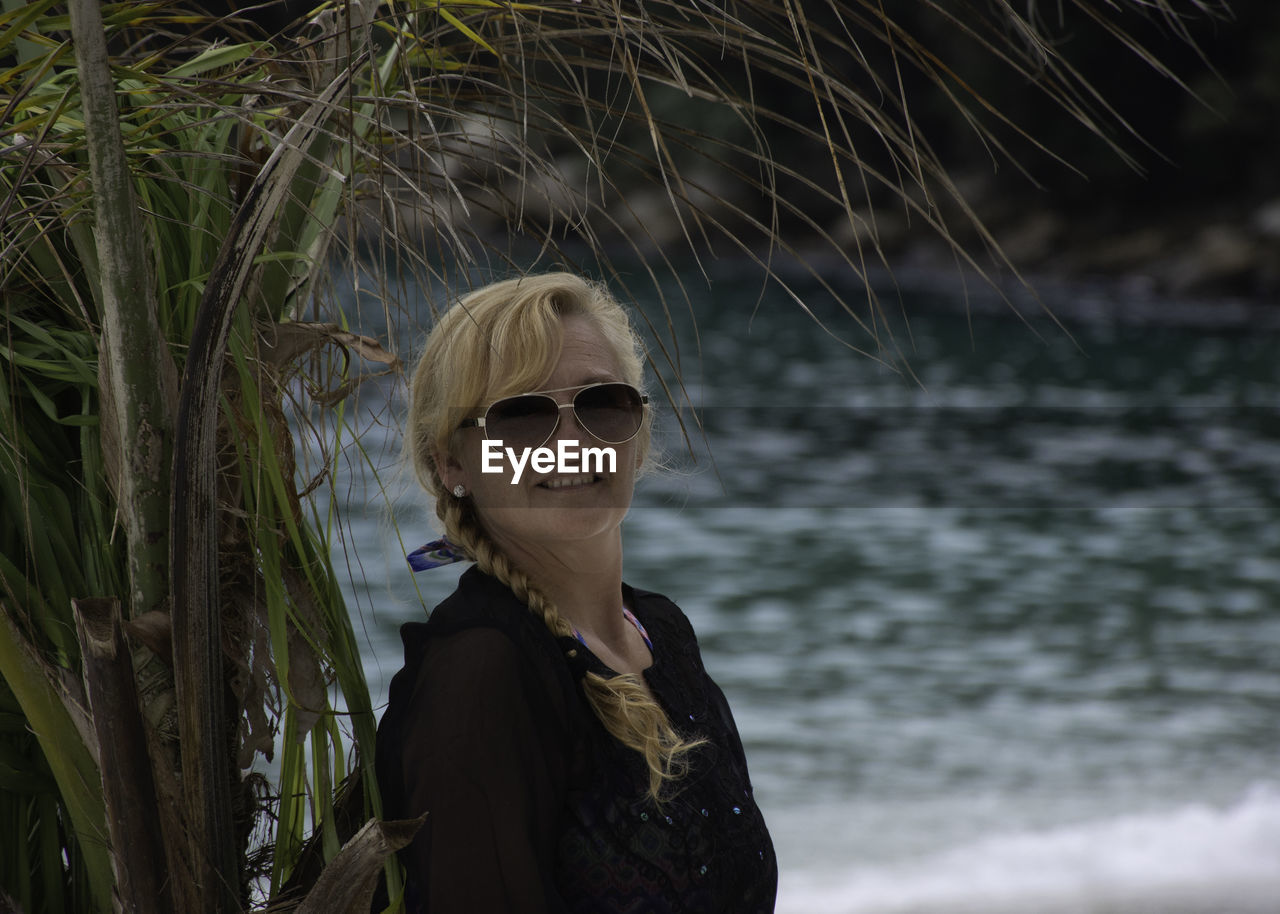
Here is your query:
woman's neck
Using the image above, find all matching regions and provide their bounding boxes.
[499,530,629,641]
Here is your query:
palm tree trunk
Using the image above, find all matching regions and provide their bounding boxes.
[66,0,191,907]
[67,0,176,621]
[72,599,172,913]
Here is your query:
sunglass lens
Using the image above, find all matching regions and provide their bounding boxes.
[486,395,558,449]
[575,384,644,443]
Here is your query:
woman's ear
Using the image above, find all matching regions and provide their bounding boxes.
[434,447,468,493]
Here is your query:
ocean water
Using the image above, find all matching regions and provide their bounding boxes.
[324,263,1280,913]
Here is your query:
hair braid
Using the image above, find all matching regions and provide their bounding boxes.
[435,492,705,801]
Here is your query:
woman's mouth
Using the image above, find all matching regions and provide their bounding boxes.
[538,475,601,490]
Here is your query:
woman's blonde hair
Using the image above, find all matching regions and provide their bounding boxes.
[405,272,701,800]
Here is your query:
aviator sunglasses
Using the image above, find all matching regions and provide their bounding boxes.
[459,382,649,451]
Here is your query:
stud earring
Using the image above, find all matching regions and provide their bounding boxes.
[453,484,466,498]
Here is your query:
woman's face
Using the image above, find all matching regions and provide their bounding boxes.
[439,314,642,557]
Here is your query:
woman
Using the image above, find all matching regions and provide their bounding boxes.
[376,272,777,913]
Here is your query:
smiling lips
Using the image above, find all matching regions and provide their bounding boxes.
[539,475,601,490]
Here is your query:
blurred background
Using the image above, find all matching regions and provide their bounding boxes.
[385,1,1280,302]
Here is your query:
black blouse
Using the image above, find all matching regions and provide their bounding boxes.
[376,566,777,913]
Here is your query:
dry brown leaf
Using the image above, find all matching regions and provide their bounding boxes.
[258,320,401,407]
[286,625,326,743]
[125,610,173,665]
[295,815,426,914]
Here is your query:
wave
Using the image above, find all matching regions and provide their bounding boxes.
[778,784,1280,914]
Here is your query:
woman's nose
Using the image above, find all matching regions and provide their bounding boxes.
[551,401,586,442]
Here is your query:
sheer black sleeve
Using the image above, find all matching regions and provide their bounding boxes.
[391,626,571,913]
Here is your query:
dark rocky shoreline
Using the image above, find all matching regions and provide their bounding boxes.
[604,175,1280,329]
[946,178,1279,305]
[777,166,1280,318]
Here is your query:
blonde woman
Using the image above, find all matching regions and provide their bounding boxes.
[376,273,776,913]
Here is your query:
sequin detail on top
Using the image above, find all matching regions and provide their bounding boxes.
[553,589,777,913]
[407,537,467,571]
[572,607,654,652]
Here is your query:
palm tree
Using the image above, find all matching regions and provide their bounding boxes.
[0,1,1229,911]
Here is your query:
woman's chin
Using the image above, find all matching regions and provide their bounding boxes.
[485,499,631,549]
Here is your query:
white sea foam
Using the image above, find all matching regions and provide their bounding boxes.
[777,784,1280,914]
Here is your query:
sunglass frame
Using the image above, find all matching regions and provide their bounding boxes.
[458,382,649,450]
